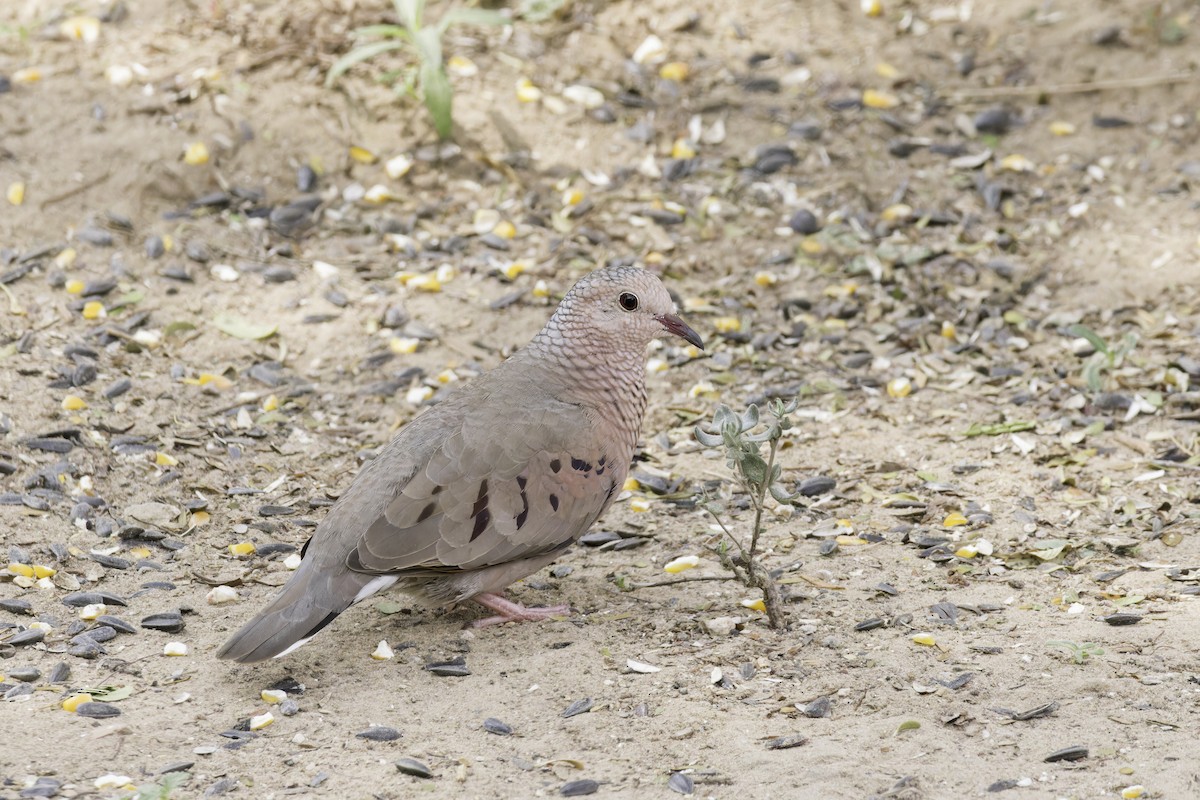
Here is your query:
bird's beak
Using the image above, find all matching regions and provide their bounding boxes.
[656,314,705,350]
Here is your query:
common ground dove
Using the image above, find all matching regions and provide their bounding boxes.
[217,266,703,662]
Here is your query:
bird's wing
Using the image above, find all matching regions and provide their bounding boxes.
[340,386,622,576]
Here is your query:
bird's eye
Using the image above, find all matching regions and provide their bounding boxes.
[618,292,639,312]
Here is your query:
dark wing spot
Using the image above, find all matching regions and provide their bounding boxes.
[471,508,491,541]
[549,458,561,473]
[470,481,489,541]
[431,484,444,495]
[549,494,560,512]
[603,479,618,504]
[516,476,530,529]
[596,465,605,476]
[303,610,341,638]
[571,457,592,472]
[300,535,313,559]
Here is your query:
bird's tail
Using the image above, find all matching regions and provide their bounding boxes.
[216,560,383,663]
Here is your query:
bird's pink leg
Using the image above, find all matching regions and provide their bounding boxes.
[469,592,570,628]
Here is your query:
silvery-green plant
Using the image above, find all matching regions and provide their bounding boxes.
[695,398,798,629]
[326,0,508,140]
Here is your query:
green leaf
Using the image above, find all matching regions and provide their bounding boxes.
[326,39,410,87]
[1067,324,1109,356]
[375,600,405,615]
[897,720,920,732]
[420,60,453,139]
[963,420,1035,437]
[740,452,767,485]
[351,24,412,39]
[85,684,135,701]
[395,0,425,29]
[213,313,278,340]
[438,7,509,33]
[163,320,196,337]
[412,26,442,68]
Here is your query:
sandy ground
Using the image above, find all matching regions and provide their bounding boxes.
[2,0,1200,798]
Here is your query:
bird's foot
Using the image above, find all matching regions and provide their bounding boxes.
[469,592,570,628]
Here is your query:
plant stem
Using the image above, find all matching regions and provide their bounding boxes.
[741,435,786,629]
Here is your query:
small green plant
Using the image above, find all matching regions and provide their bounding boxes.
[1068,323,1138,392]
[132,772,189,800]
[694,399,798,629]
[1047,640,1105,664]
[326,0,508,140]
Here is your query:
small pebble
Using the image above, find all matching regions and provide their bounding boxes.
[395,758,433,778]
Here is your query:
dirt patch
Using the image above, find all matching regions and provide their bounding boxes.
[2,0,1199,798]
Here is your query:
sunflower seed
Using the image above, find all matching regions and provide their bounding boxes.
[667,772,694,795]
[141,612,185,633]
[560,779,599,796]
[76,701,121,719]
[395,758,432,778]
[482,717,512,736]
[356,726,402,741]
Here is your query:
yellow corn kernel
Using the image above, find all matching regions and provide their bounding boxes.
[80,603,107,620]
[63,693,94,712]
[912,633,936,646]
[515,77,542,103]
[61,15,101,42]
[941,321,956,338]
[228,541,256,557]
[671,139,696,159]
[435,369,458,385]
[7,182,26,206]
[406,385,434,405]
[371,640,395,660]
[197,373,233,390]
[363,184,396,204]
[447,55,478,78]
[406,274,441,293]
[881,203,913,222]
[7,563,34,578]
[875,62,900,79]
[262,394,279,412]
[492,220,517,240]
[835,535,867,546]
[741,598,767,612]
[861,0,883,16]
[62,395,88,411]
[191,510,210,526]
[32,564,56,579]
[65,279,85,295]
[688,380,718,399]
[13,67,42,84]
[955,545,978,558]
[163,641,188,656]
[1121,786,1144,799]
[155,451,178,467]
[645,251,665,265]
[562,188,584,206]
[645,357,668,375]
[659,61,689,82]
[183,142,209,165]
[532,280,550,298]
[999,154,1035,173]
[261,689,287,704]
[754,271,778,287]
[664,555,700,573]
[1049,121,1076,136]
[629,498,651,512]
[249,712,274,730]
[128,547,151,559]
[862,89,899,109]
[349,145,376,164]
[389,337,420,355]
[501,260,528,280]
[799,237,824,255]
[713,316,742,333]
[385,153,413,179]
[55,248,77,269]
[82,301,105,320]
[943,512,968,528]
[887,377,912,398]
[622,477,640,492]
